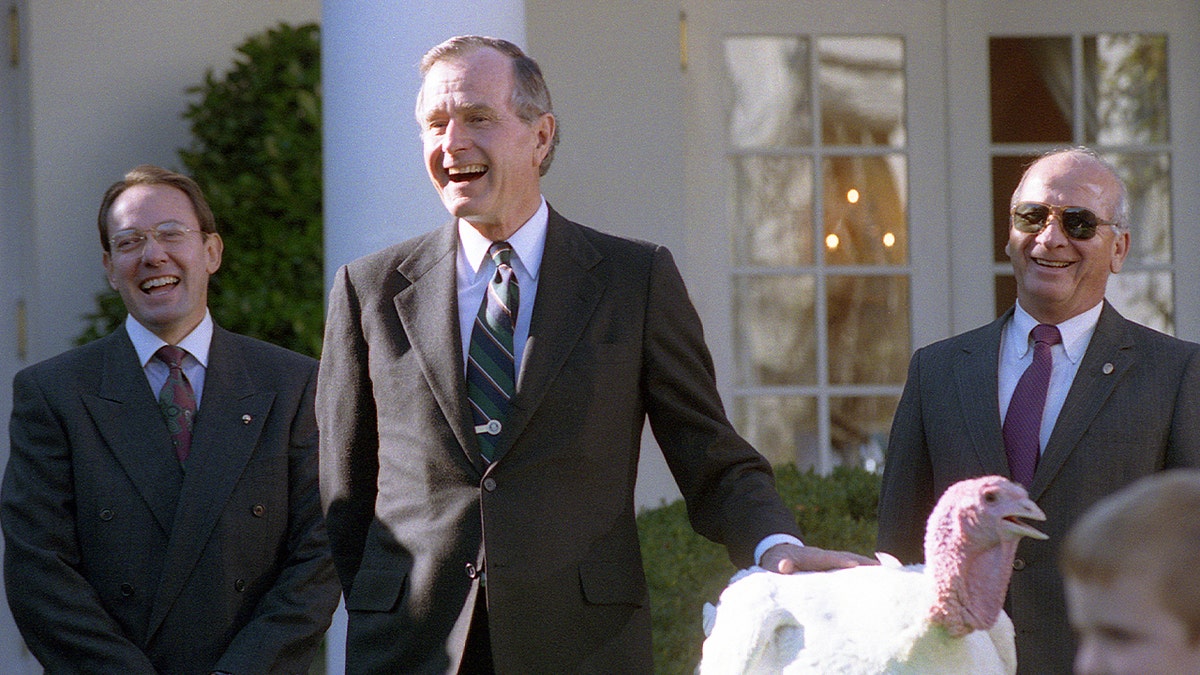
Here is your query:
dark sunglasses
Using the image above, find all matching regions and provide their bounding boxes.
[1010,202,1114,240]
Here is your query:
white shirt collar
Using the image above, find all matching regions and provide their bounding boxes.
[126,311,214,368]
[457,197,548,281]
[1009,300,1103,364]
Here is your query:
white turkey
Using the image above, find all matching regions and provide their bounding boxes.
[699,475,1046,674]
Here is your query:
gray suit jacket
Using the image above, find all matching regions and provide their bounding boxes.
[2,324,340,674]
[877,302,1200,674]
[318,208,801,674]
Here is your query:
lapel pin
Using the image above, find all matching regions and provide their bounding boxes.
[241,414,253,424]
[1102,362,1114,375]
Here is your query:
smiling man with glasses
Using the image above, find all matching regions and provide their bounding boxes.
[877,147,1200,674]
[1,165,340,674]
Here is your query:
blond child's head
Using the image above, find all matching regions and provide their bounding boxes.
[1061,469,1200,675]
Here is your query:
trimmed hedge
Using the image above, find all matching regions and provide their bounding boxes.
[637,465,881,674]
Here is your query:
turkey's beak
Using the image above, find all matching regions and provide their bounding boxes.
[1002,497,1048,541]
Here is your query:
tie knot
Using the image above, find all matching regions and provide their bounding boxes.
[155,345,188,369]
[489,241,514,267]
[1031,323,1062,347]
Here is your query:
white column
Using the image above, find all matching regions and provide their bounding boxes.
[322,1,527,282]
[320,4,526,672]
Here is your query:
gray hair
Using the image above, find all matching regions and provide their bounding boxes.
[415,35,559,176]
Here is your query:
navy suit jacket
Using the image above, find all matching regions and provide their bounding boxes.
[318,207,801,674]
[877,302,1200,674]
[2,324,340,674]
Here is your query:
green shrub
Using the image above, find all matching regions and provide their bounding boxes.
[80,22,323,357]
[637,465,881,674]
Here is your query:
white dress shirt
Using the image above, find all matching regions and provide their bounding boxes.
[126,311,213,407]
[456,198,547,374]
[999,301,1103,454]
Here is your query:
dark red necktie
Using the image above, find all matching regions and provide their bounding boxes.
[1003,323,1061,486]
[155,345,196,463]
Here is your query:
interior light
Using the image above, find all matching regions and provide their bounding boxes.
[846,189,860,204]
[883,232,896,247]
[825,234,840,250]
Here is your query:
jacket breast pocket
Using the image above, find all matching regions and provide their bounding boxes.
[346,568,408,613]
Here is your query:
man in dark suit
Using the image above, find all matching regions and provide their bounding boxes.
[317,35,872,674]
[877,147,1200,674]
[2,165,341,674]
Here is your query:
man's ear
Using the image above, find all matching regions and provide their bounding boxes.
[1109,230,1129,274]
[205,233,224,275]
[532,113,555,167]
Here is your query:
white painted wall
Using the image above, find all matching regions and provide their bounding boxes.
[526,2,689,508]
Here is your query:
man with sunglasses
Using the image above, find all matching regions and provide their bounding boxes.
[877,147,1200,675]
[1,165,340,673]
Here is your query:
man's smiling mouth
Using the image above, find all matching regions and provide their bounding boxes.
[1034,259,1072,269]
[447,164,487,182]
[140,276,180,293]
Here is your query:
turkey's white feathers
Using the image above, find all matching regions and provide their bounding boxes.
[699,476,1043,675]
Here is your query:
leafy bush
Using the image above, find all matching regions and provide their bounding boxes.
[80,23,323,357]
[637,465,881,674]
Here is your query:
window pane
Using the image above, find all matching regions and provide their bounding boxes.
[735,276,817,386]
[1085,35,1169,144]
[819,36,905,147]
[831,395,899,472]
[823,155,908,265]
[992,154,1037,263]
[995,274,1017,319]
[1108,272,1173,334]
[725,36,812,149]
[1105,152,1171,265]
[733,395,818,468]
[827,275,910,385]
[735,155,814,266]
[990,37,1073,143]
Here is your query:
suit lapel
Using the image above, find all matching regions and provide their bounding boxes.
[496,209,603,462]
[147,326,274,637]
[392,222,483,471]
[82,327,183,534]
[954,313,1010,477]
[1031,302,1132,498]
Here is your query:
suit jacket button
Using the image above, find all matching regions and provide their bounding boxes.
[483,477,497,492]
[1012,558,1026,571]
[252,504,266,517]
[465,563,478,579]
[234,579,247,592]
[119,583,134,597]
[99,508,115,521]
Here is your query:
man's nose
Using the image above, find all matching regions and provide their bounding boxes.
[443,119,471,153]
[1035,214,1070,246]
[140,233,169,262]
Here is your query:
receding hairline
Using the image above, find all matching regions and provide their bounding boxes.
[1011,147,1129,229]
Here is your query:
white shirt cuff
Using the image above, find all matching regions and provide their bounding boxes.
[754,533,805,566]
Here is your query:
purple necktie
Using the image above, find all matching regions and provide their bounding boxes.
[1003,323,1061,486]
[155,345,196,463]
